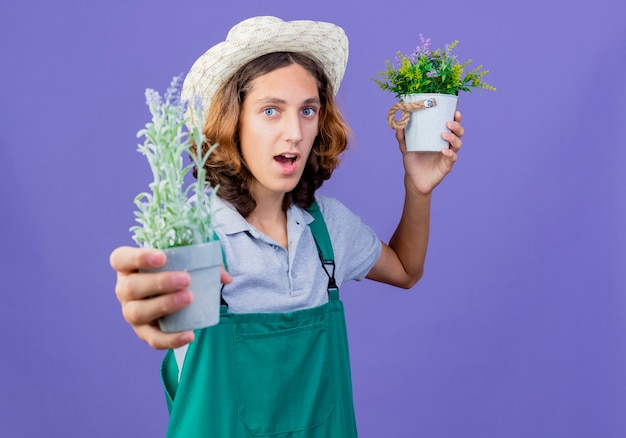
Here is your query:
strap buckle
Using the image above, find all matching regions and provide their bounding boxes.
[321,259,338,290]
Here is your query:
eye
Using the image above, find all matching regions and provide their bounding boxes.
[263,107,277,116]
[302,107,316,116]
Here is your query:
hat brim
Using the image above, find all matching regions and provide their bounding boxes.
[181,16,349,129]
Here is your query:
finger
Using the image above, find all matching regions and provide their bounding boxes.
[447,110,464,138]
[440,147,459,171]
[446,120,465,139]
[395,128,405,142]
[110,246,167,274]
[395,129,407,153]
[221,266,233,285]
[116,269,191,303]
[134,324,195,350]
[441,152,457,174]
[442,132,463,152]
[122,288,193,326]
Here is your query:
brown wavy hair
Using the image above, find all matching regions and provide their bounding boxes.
[195,52,351,218]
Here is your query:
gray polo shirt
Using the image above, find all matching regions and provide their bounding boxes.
[215,193,382,313]
[174,193,382,373]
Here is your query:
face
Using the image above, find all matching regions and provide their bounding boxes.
[239,63,320,202]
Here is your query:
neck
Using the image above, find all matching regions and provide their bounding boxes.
[247,193,289,248]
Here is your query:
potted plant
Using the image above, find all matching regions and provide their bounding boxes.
[373,34,495,151]
[130,74,222,333]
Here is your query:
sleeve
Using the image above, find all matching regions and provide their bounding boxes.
[315,194,382,284]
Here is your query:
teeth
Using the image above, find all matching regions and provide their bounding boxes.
[282,154,296,158]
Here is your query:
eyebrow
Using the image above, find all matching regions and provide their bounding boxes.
[255,97,321,106]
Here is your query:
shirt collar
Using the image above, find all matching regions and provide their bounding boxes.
[213,196,314,237]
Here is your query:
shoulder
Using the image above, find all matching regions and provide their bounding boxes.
[312,193,374,240]
[312,193,382,282]
[313,193,355,221]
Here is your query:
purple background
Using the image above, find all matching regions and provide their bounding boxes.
[1,1,625,437]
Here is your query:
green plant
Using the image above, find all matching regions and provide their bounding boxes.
[130,74,219,249]
[373,34,495,98]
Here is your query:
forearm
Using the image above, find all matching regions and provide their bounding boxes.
[367,176,432,289]
[388,176,432,286]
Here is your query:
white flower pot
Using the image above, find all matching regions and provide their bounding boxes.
[402,93,458,152]
[146,240,223,333]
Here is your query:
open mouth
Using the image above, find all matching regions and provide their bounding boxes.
[274,153,297,165]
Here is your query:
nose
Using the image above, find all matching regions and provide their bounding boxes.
[283,111,303,145]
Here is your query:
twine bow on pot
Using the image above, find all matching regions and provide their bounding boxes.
[387,98,437,130]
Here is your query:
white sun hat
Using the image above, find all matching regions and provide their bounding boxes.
[181,15,349,129]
